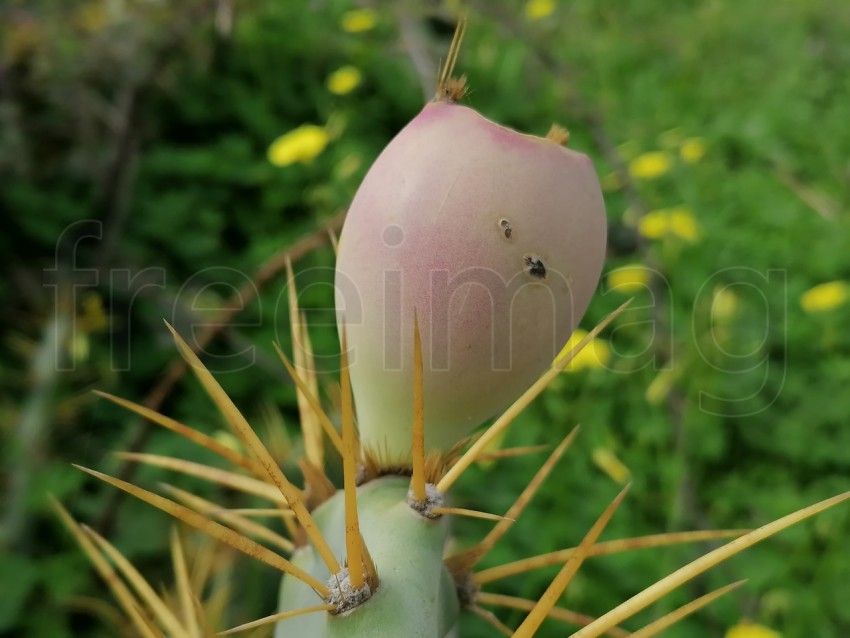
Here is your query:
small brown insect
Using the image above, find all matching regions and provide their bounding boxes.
[499,218,513,239]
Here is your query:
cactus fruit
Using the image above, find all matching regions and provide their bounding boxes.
[335,94,606,465]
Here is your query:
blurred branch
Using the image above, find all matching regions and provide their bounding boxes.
[775,170,839,221]
[95,211,346,534]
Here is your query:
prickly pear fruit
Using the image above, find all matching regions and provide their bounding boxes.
[335,100,606,464]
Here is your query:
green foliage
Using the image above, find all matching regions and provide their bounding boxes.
[2,0,850,636]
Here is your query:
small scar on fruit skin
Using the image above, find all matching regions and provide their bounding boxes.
[499,218,512,239]
[524,254,546,279]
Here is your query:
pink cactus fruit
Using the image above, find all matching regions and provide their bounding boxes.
[335,100,607,464]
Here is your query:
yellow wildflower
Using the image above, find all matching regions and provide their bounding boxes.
[525,0,556,20]
[725,620,781,638]
[267,125,329,167]
[638,206,700,242]
[607,265,651,293]
[712,286,740,322]
[592,448,630,483]
[327,65,362,95]
[629,151,672,179]
[556,329,611,371]
[79,292,109,332]
[668,207,701,241]
[637,210,669,239]
[800,281,849,313]
[681,137,706,163]
[71,332,90,364]
[341,8,377,33]
[645,368,677,405]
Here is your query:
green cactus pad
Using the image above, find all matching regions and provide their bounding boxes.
[275,476,459,637]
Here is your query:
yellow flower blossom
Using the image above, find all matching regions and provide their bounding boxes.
[525,0,556,20]
[71,332,90,364]
[637,211,669,239]
[555,329,611,371]
[638,206,700,242]
[341,8,377,33]
[725,620,781,638]
[712,286,740,322]
[80,293,109,332]
[681,137,706,163]
[327,65,362,95]
[668,207,701,241]
[592,448,630,483]
[629,151,673,179]
[267,125,329,167]
[800,281,849,313]
[608,265,651,293]
[645,368,677,405]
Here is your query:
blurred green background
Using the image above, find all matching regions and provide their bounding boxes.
[2,0,850,636]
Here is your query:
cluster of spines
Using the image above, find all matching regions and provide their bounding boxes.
[54,257,850,636]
